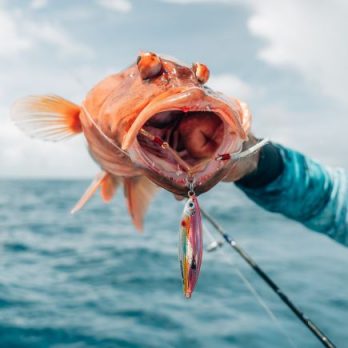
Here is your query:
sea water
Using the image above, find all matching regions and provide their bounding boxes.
[0,179,347,348]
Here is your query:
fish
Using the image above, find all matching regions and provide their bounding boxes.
[11,51,252,231]
[179,194,203,298]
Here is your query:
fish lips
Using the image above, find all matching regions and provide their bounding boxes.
[122,87,246,149]
[123,87,247,195]
[142,161,239,196]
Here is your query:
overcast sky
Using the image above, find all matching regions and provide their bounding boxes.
[1,0,347,178]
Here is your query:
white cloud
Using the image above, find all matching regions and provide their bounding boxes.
[0,10,31,57]
[162,0,237,3]
[0,63,117,178]
[30,0,48,9]
[27,22,91,57]
[0,7,90,59]
[208,74,253,101]
[2,0,348,177]
[0,113,98,178]
[160,0,348,108]
[246,0,348,106]
[98,0,132,12]
[251,102,348,168]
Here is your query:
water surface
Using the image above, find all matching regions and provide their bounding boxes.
[0,180,347,347]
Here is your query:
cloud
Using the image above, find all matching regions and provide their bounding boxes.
[0,63,117,178]
[0,10,31,57]
[98,0,132,12]
[30,0,48,9]
[161,0,237,4]
[27,22,92,57]
[0,111,98,178]
[160,0,348,107]
[246,0,348,106]
[0,7,90,59]
[208,74,253,101]
[2,0,348,177]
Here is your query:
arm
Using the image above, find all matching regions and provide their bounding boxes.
[234,142,348,246]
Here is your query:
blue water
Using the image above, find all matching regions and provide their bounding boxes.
[1,180,348,348]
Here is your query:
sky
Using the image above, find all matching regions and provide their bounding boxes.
[0,0,347,178]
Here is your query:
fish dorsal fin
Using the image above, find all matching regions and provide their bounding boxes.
[71,171,119,214]
[11,95,82,141]
[123,176,158,232]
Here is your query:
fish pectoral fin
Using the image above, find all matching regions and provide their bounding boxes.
[123,176,158,232]
[100,174,120,202]
[11,95,82,141]
[71,171,119,214]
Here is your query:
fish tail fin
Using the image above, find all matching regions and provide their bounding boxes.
[11,95,82,141]
[124,176,158,232]
[71,171,119,214]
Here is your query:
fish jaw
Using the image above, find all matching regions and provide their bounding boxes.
[123,87,249,196]
[122,87,247,149]
[179,196,203,298]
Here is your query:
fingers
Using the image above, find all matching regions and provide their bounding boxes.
[222,135,261,182]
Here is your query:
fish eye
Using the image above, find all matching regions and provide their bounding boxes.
[137,52,163,80]
[188,202,195,212]
[192,62,210,84]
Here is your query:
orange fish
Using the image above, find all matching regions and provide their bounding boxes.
[11,52,252,231]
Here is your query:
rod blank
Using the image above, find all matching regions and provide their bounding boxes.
[201,208,336,348]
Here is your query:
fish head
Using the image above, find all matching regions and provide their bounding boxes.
[184,196,196,216]
[99,52,252,196]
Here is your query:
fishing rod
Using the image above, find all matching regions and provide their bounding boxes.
[201,208,336,348]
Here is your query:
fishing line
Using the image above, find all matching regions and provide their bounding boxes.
[201,208,336,348]
[203,223,297,348]
[64,69,132,158]
[203,222,223,252]
[81,103,130,157]
[71,70,331,347]
[82,103,194,174]
[216,138,269,161]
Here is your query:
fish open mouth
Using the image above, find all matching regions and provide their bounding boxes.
[123,87,247,195]
[138,110,224,167]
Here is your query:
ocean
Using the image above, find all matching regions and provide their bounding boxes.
[0,179,347,348]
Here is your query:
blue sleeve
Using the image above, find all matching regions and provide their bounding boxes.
[236,145,348,246]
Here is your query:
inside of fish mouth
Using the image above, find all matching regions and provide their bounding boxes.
[137,110,224,166]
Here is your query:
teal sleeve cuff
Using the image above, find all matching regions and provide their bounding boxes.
[236,142,284,188]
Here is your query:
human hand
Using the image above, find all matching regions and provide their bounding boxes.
[222,133,261,182]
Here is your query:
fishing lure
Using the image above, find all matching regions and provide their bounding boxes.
[179,191,203,298]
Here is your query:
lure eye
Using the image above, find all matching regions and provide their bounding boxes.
[192,62,210,84]
[189,202,194,208]
[136,52,163,80]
